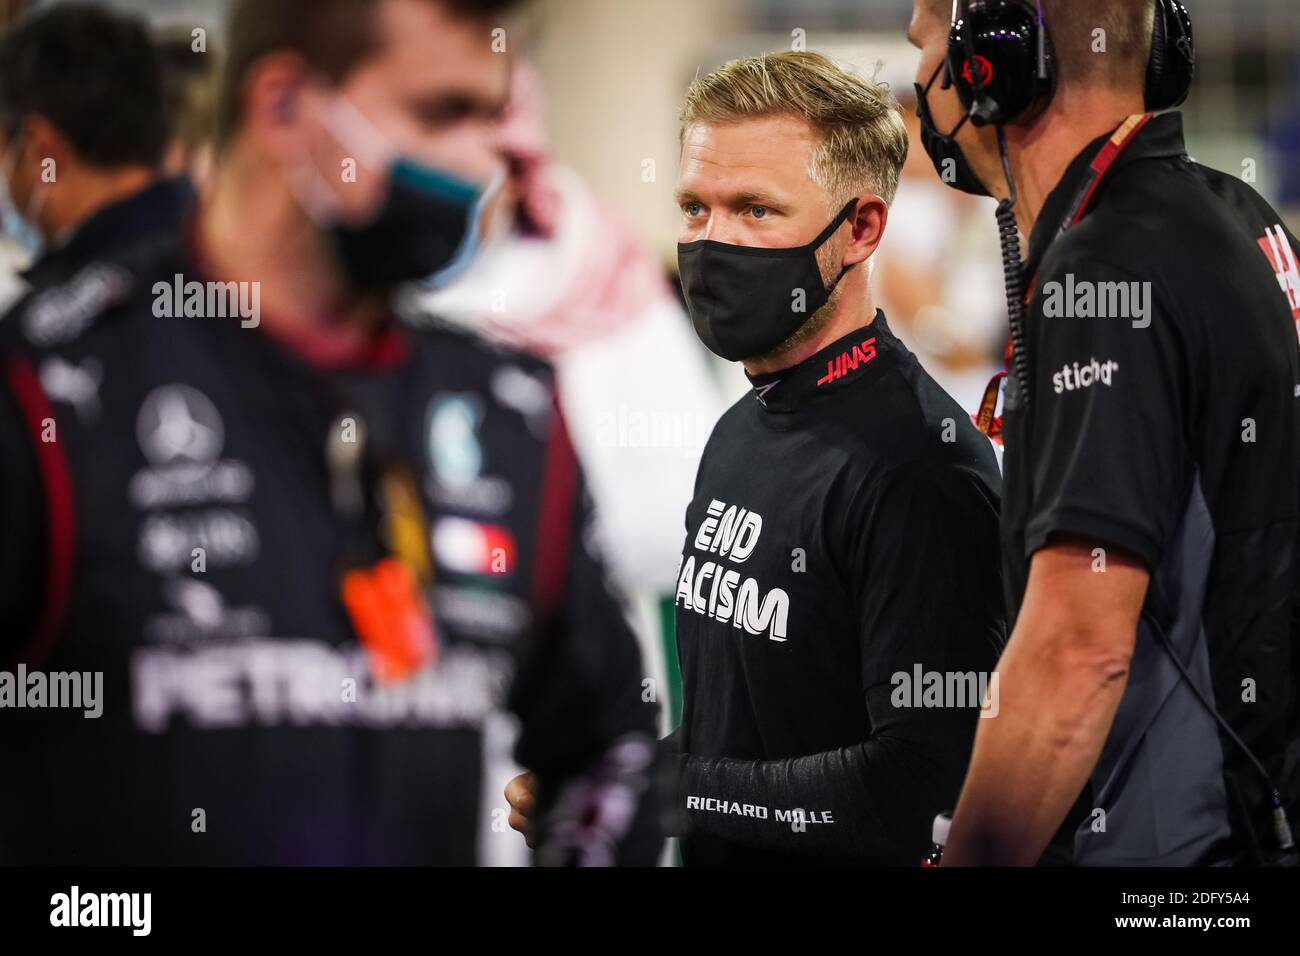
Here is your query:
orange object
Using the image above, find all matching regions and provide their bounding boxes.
[341,557,437,683]
[973,370,1007,446]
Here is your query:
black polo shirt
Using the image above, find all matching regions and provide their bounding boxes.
[1001,112,1300,864]
[670,312,1006,865]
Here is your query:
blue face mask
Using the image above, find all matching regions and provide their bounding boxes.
[420,168,505,290]
[1,142,46,264]
[1,198,43,263]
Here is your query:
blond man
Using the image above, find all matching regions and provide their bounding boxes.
[508,51,1007,865]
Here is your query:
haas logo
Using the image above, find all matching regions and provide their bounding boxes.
[817,337,878,387]
[1258,224,1300,339]
[962,55,994,87]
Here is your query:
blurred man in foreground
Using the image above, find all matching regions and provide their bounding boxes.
[0,3,193,293]
[0,0,657,865]
[157,28,220,190]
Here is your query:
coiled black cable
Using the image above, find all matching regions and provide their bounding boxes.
[995,126,1030,408]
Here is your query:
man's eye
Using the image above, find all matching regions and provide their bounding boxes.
[750,205,769,219]
[684,202,703,217]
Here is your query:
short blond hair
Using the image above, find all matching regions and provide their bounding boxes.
[679,51,909,206]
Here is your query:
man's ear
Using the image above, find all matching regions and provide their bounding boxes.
[18,115,67,180]
[842,193,889,268]
[240,52,312,160]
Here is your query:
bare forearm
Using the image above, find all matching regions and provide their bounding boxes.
[943,622,1131,866]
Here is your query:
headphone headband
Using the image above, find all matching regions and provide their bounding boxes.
[945,0,1195,127]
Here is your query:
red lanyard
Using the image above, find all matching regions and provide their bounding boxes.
[974,113,1154,442]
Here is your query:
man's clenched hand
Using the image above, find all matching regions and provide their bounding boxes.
[505,771,539,847]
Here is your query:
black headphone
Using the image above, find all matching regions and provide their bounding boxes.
[945,0,1196,127]
[1146,0,1196,111]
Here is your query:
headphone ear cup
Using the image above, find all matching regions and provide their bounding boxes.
[948,0,1055,126]
[1145,0,1195,111]
[1146,0,1169,94]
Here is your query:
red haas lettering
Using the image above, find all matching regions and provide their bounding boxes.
[1257,224,1300,333]
[816,337,877,387]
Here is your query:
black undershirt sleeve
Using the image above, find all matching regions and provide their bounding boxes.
[673,685,979,861]
[671,458,1005,862]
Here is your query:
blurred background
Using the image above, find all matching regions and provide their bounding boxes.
[6,0,1296,405]
[1,0,1296,864]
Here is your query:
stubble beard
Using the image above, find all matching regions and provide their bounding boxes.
[746,236,848,367]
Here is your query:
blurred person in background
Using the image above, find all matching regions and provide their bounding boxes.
[157,28,221,192]
[0,0,658,865]
[421,60,730,741]
[874,84,1005,416]
[511,50,1006,865]
[0,3,194,296]
[909,0,1299,865]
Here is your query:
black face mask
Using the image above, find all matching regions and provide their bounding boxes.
[915,62,990,197]
[329,158,485,293]
[677,198,858,362]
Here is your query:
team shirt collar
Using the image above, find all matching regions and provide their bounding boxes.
[745,310,897,413]
[1025,111,1188,278]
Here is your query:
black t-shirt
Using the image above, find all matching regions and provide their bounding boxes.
[0,238,659,865]
[671,312,1006,865]
[1001,112,1300,864]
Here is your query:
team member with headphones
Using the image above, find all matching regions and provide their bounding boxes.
[909,0,1300,865]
